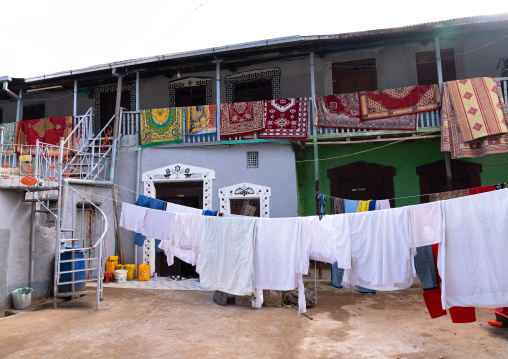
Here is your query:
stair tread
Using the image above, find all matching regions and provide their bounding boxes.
[58,279,98,285]
[60,229,74,232]
[59,268,98,274]
[59,257,96,263]
[56,290,96,297]
[59,246,93,252]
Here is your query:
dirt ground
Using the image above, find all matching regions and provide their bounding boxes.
[1,275,508,359]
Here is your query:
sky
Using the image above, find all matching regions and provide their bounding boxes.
[1,0,506,78]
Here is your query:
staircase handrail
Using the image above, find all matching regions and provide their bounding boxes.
[63,107,94,151]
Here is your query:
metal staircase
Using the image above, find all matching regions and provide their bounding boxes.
[1,108,111,309]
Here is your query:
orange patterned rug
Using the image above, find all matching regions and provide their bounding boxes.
[359,85,441,120]
[447,77,508,142]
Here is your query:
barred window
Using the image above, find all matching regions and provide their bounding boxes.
[247,152,259,169]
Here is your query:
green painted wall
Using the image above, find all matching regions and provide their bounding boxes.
[297,138,508,216]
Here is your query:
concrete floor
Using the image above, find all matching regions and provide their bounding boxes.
[1,279,507,358]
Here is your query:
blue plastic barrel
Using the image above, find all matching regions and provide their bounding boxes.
[59,246,86,293]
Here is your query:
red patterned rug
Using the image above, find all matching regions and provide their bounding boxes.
[44,116,74,145]
[220,101,264,138]
[359,84,441,120]
[261,98,308,140]
[16,116,74,154]
[315,94,417,131]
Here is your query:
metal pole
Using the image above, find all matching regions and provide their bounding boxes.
[216,62,221,142]
[135,147,141,277]
[135,72,140,112]
[73,80,78,118]
[54,138,65,308]
[29,202,35,287]
[435,36,453,191]
[310,52,316,136]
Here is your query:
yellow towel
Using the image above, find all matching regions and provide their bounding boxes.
[357,200,372,212]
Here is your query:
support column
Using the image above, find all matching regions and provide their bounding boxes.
[216,61,222,141]
[73,80,78,118]
[435,36,453,191]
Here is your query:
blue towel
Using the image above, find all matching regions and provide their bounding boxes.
[368,200,377,211]
[133,194,167,249]
[202,210,218,216]
[344,200,360,213]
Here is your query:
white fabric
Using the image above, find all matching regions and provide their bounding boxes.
[438,189,508,309]
[343,206,415,291]
[142,208,175,240]
[195,217,258,296]
[408,201,443,248]
[375,199,391,210]
[307,215,351,268]
[254,217,301,290]
[166,202,202,215]
[119,203,146,233]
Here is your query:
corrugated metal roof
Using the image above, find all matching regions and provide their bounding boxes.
[22,13,508,83]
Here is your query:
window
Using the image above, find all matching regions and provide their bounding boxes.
[332,58,377,94]
[247,151,259,169]
[174,86,207,107]
[234,79,272,102]
[23,104,45,121]
[416,159,482,203]
[416,48,456,85]
[327,161,396,207]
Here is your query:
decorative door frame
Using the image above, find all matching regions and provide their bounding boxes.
[141,163,215,273]
[218,182,271,217]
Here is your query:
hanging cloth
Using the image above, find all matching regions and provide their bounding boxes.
[132,194,167,248]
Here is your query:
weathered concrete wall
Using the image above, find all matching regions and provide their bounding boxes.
[0,228,9,308]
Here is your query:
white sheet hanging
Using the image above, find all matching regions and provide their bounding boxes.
[194,217,258,296]
[254,217,302,291]
[142,208,175,240]
[343,206,415,291]
[438,188,508,309]
[119,203,147,233]
[166,202,202,215]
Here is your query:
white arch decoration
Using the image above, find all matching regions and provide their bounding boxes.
[141,163,215,273]
[218,182,271,218]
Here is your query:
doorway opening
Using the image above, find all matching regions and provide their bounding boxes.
[154,181,203,278]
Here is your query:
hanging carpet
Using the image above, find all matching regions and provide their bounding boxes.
[1,122,17,152]
[447,77,508,142]
[186,105,216,137]
[359,84,441,120]
[140,108,183,146]
[261,98,308,140]
[15,116,74,155]
[441,78,508,159]
[314,94,417,131]
[219,101,264,138]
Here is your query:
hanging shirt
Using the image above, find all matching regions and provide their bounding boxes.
[119,203,147,233]
[375,199,391,210]
[438,188,508,309]
[194,217,258,296]
[408,201,444,248]
[306,215,351,268]
[343,206,415,291]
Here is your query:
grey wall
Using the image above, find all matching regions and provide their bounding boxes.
[0,228,9,308]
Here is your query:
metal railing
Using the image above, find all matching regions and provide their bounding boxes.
[54,139,108,309]
[62,113,114,181]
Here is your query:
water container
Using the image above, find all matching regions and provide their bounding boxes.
[125,264,136,280]
[114,270,128,283]
[12,288,32,310]
[109,256,119,262]
[138,264,150,281]
[115,264,125,271]
[105,261,116,274]
[59,246,85,293]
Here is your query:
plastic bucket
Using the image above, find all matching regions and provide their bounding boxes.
[125,264,136,280]
[114,270,128,283]
[12,287,32,310]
